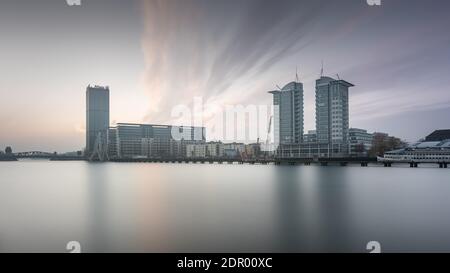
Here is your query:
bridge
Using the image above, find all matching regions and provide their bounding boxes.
[15,151,54,159]
[14,151,86,160]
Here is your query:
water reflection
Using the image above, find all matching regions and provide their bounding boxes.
[1,161,450,252]
[86,163,110,252]
[274,166,354,252]
[273,166,302,252]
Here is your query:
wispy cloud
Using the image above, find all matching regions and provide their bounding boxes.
[139,0,326,124]
[138,0,450,142]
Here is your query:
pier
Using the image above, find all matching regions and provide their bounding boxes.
[6,152,449,168]
[108,157,449,168]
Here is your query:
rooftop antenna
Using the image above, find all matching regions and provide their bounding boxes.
[296,66,299,82]
[336,73,341,80]
[320,60,324,77]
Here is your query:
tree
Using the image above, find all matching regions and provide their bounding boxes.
[368,133,407,157]
[5,146,12,154]
[354,143,366,156]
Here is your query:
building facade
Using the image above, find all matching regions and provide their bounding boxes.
[277,143,333,158]
[205,142,224,158]
[303,130,317,143]
[109,123,206,159]
[349,128,373,157]
[186,144,208,158]
[222,143,246,158]
[269,81,304,145]
[86,85,110,157]
[315,76,353,156]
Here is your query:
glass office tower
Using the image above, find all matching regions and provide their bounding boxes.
[315,76,354,156]
[269,81,304,145]
[86,85,110,156]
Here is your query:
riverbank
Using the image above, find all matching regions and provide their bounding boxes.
[0,156,17,161]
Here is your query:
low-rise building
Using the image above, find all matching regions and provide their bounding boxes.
[222,143,245,158]
[205,142,224,158]
[349,128,373,157]
[186,144,207,158]
[303,130,317,143]
[243,143,261,159]
[276,142,344,158]
[109,123,205,159]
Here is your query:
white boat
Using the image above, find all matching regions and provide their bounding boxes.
[378,140,450,163]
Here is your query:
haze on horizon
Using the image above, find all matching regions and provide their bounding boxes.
[0,0,450,152]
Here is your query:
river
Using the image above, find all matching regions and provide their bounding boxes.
[0,160,449,252]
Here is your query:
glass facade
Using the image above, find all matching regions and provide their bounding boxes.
[349,128,373,157]
[86,85,110,156]
[315,76,353,156]
[269,81,304,145]
[108,123,206,159]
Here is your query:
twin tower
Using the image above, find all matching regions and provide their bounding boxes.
[269,75,354,149]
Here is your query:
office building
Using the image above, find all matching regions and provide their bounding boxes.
[86,85,110,157]
[315,76,353,156]
[277,142,334,158]
[222,142,246,158]
[349,128,373,157]
[108,123,206,159]
[186,144,207,158]
[205,142,224,158]
[303,130,317,143]
[269,80,304,145]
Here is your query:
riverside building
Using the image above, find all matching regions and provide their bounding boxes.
[108,123,206,159]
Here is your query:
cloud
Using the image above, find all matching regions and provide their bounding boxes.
[138,0,450,140]
[139,0,326,124]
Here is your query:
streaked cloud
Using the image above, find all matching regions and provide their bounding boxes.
[1,0,450,151]
[139,0,326,124]
[139,0,450,142]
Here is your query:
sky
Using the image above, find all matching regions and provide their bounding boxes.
[0,0,450,152]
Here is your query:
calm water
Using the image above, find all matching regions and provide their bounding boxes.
[0,160,449,253]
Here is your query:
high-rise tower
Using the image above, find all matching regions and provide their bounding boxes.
[86,85,110,157]
[315,76,353,155]
[269,80,304,145]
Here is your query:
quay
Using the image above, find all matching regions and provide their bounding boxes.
[7,151,449,168]
[110,157,448,168]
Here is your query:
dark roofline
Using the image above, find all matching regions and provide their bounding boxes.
[333,79,355,87]
[115,122,205,129]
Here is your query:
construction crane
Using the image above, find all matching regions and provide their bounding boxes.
[266,115,273,146]
[89,131,109,162]
[263,115,273,159]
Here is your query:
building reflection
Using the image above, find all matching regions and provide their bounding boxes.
[273,165,354,252]
[86,162,110,252]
